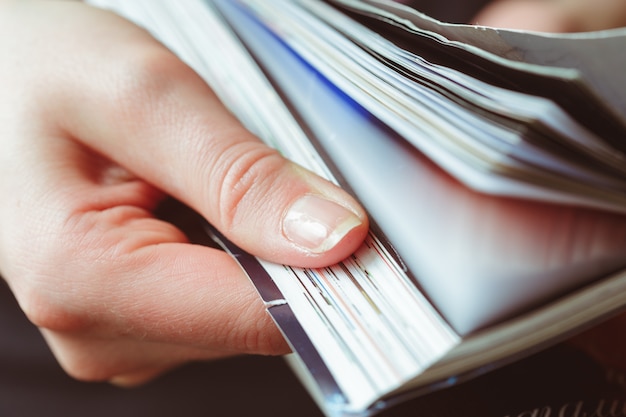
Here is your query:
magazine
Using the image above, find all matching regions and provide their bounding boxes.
[86,1,626,415]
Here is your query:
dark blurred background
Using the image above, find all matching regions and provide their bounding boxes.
[2,276,625,417]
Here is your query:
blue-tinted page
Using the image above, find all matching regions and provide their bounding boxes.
[213,2,626,334]
[215,0,626,335]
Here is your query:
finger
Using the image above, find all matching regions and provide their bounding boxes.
[472,0,580,32]
[0,128,289,382]
[2,134,288,354]
[40,327,240,384]
[109,366,189,388]
[24,2,368,268]
[473,0,626,32]
[32,240,290,367]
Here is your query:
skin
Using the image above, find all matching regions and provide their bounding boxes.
[0,0,368,386]
[0,0,624,389]
[474,0,626,32]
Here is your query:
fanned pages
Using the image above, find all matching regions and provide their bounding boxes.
[86,1,626,416]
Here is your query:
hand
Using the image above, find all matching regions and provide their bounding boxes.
[0,1,368,386]
[473,0,626,32]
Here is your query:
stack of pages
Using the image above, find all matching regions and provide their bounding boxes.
[87,1,626,416]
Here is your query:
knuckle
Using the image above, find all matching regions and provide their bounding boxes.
[59,357,108,383]
[6,228,92,334]
[106,46,199,126]
[209,140,286,231]
[18,284,89,333]
[218,292,289,355]
[56,350,116,383]
[241,321,290,356]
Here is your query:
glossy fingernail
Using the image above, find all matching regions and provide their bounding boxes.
[282,194,362,254]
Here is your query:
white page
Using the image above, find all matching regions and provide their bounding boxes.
[220,0,626,336]
[88,0,460,412]
[304,0,626,182]
[236,0,626,213]
[340,0,626,120]
[84,1,626,413]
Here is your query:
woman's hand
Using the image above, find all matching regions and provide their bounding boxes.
[0,1,368,386]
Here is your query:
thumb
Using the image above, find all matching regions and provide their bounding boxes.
[41,3,368,267]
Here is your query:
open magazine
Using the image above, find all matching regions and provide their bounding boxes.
[86,1,626,415]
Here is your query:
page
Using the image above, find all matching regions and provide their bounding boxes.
[88,0,461,412]
[306,0,626,183]
[84,1,626,415]
[232,0,626,213]
[216,0,626,335]
[332,0,626,154]
[336,0,626,121]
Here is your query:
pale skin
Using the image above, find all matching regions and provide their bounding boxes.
[473,0,626,32]
[0,0,624,389]
[0,0,369,386]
